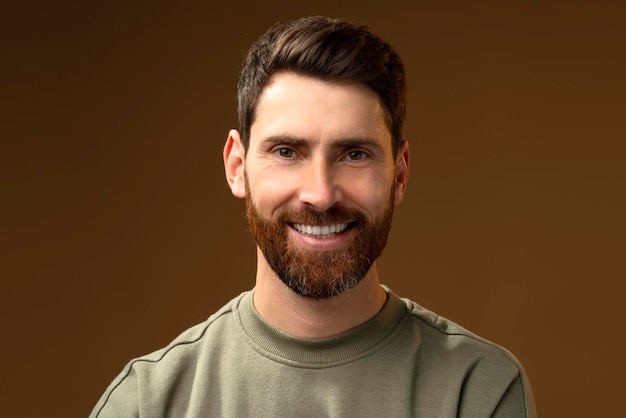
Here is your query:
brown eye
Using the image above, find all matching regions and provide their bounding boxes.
[276,148,296,158]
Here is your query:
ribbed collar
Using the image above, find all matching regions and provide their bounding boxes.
[234,286,409,368]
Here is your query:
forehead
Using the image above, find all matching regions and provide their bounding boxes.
[250,71,391,147]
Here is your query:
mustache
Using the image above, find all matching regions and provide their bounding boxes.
[278,205,366,225]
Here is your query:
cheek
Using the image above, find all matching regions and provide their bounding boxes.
[248,174,296,217]
[343,173,394,214]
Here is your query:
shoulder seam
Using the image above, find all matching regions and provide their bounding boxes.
[408,310,532,416]
[407,308,518,365]
[93,308,233,417]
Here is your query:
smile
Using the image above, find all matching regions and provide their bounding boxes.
[291,223,350,239]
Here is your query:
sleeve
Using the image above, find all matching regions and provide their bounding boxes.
[89,364,140,418]
[457,348,537,418]
[493,371,537,418]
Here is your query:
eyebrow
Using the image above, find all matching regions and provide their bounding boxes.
[260,135,308,147]
[333,138,383,150]
[260,135,384,151]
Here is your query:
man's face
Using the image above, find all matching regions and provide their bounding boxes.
[241,71,407,299]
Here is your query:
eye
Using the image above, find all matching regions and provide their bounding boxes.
[345,150,368,161]
[276,147,296,159]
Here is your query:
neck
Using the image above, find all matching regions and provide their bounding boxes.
[253,248,387,339]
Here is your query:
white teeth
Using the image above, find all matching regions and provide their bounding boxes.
[293,223,349,239]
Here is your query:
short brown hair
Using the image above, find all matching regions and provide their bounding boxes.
[237,16,406,156]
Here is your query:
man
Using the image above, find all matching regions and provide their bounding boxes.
[91,16,536,417]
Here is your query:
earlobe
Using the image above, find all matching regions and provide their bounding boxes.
[224,129,246,198]
[394,140,410,205]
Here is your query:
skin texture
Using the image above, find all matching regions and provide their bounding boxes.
[224,71,409,338]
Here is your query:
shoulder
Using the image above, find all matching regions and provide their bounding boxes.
[398,295,536,417]
[401,296,522,367]
[90,291,248,418]
[132,291,244,368]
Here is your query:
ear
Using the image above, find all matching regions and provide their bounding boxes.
[393,140,410,205]
[224,129,246,198]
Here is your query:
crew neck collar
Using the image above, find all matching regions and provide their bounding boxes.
[234,286,408,368]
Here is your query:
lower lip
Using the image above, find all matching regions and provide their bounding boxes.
[287,225,355,251]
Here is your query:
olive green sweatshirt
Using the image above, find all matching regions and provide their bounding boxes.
[91,288,536,417]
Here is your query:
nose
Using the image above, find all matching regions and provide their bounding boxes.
[297,157,342,212]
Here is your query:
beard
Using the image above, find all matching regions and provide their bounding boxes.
[245,180,395,299]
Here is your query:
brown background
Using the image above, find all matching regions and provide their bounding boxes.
[1,1,624,416]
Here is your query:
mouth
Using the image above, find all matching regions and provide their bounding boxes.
[290,222,352,240]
